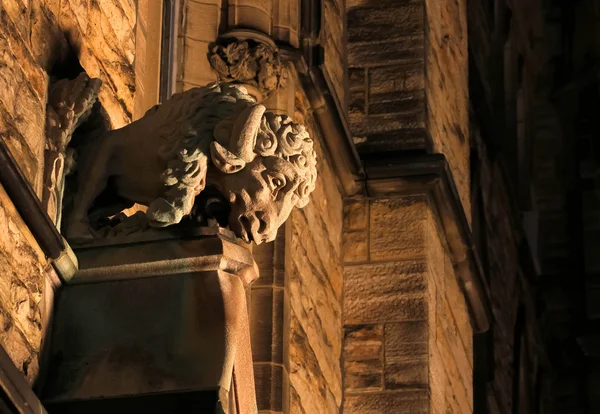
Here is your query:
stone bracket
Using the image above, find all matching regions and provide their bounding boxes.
[361,153,492,332]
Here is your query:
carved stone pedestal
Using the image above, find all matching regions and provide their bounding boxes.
[42,228,259,414]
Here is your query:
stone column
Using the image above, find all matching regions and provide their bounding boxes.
[41,228,259,413]
[228,0,273,36]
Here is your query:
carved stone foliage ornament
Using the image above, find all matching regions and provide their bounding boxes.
[209,38,288,100]
[58,77,317,245]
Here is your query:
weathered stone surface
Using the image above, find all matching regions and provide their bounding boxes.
[385,321,427,358]
[0,114,40,196]
[384,359,428,389]
[369,197,427,260]
[0,22,46,172]
[344,390,430,413]
[2,0,29,42]
[343,200,368,231]
[186,1,221,41]
[344,359,383,391]
[288,314,340,414]
[286,130,343,413]
[344,324,383,362]
[342,230,368,262]
[0,184,46,383]
[347,1,423,42]
[322,0,346,108]
[425,0,470,215]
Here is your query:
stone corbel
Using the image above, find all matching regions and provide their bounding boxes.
[209,30,289,105]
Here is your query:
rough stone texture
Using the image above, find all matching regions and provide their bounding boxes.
[176,0,222,91]
[425,0,470,217]
[0,0,142,384]
[342,198,474,413]
[0,184,48,384]
[0,0,139,195]
[321,0,346,111]
[347,0,427,154]
[286,115,344,414]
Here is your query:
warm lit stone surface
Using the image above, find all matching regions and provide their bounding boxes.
[286,125,343,413]
[342,198,474,413]
[0,184,47,383]
[0,0,139,385]
[425,0,470,217]
[322,0,346,109]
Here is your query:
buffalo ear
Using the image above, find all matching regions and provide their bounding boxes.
[296,197,310,208]
[210,141,246,174]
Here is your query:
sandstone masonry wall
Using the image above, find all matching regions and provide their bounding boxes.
[342,197,473,413]
[346,0,427,154]
[0,0,142,382]
[285,104,344,414]
[321,0,346,111]
[425,0,470,216]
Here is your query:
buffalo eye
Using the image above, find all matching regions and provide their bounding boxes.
[267,173,287,199]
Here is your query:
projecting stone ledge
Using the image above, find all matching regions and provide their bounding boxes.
[41,227,258,414]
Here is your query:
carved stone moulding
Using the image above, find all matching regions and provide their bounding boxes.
[209,30,289,102]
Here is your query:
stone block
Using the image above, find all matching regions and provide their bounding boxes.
[384,358,428,388]
[384,321,427,358]
[344,324,383,362]
[0,184,46,383]
[97,0,136,63]
[369,90,425,116]
[349,68,365,90]
[344,359,383,391]
[345,292,426,325]
[0,75,45,190]
[61,0,89,33]
[343,230,368,263]
[182,38,217,86]
[349,90,366,116]
[289,314,341,413]
[348,36,424,67]
[2,0,29,42]
[186,1,220,42]
[350,111,426,138]
[0,306,39,384]
[369,63,425,95]
[347,2,424,42]
[356,129,427,154]
[1,8,49,99]
[228,0,273,34]
[0,114,40,193]
[369,197,427,261]
[86,1,135,111]
[344,261,427,324]
[343,390,429,413]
